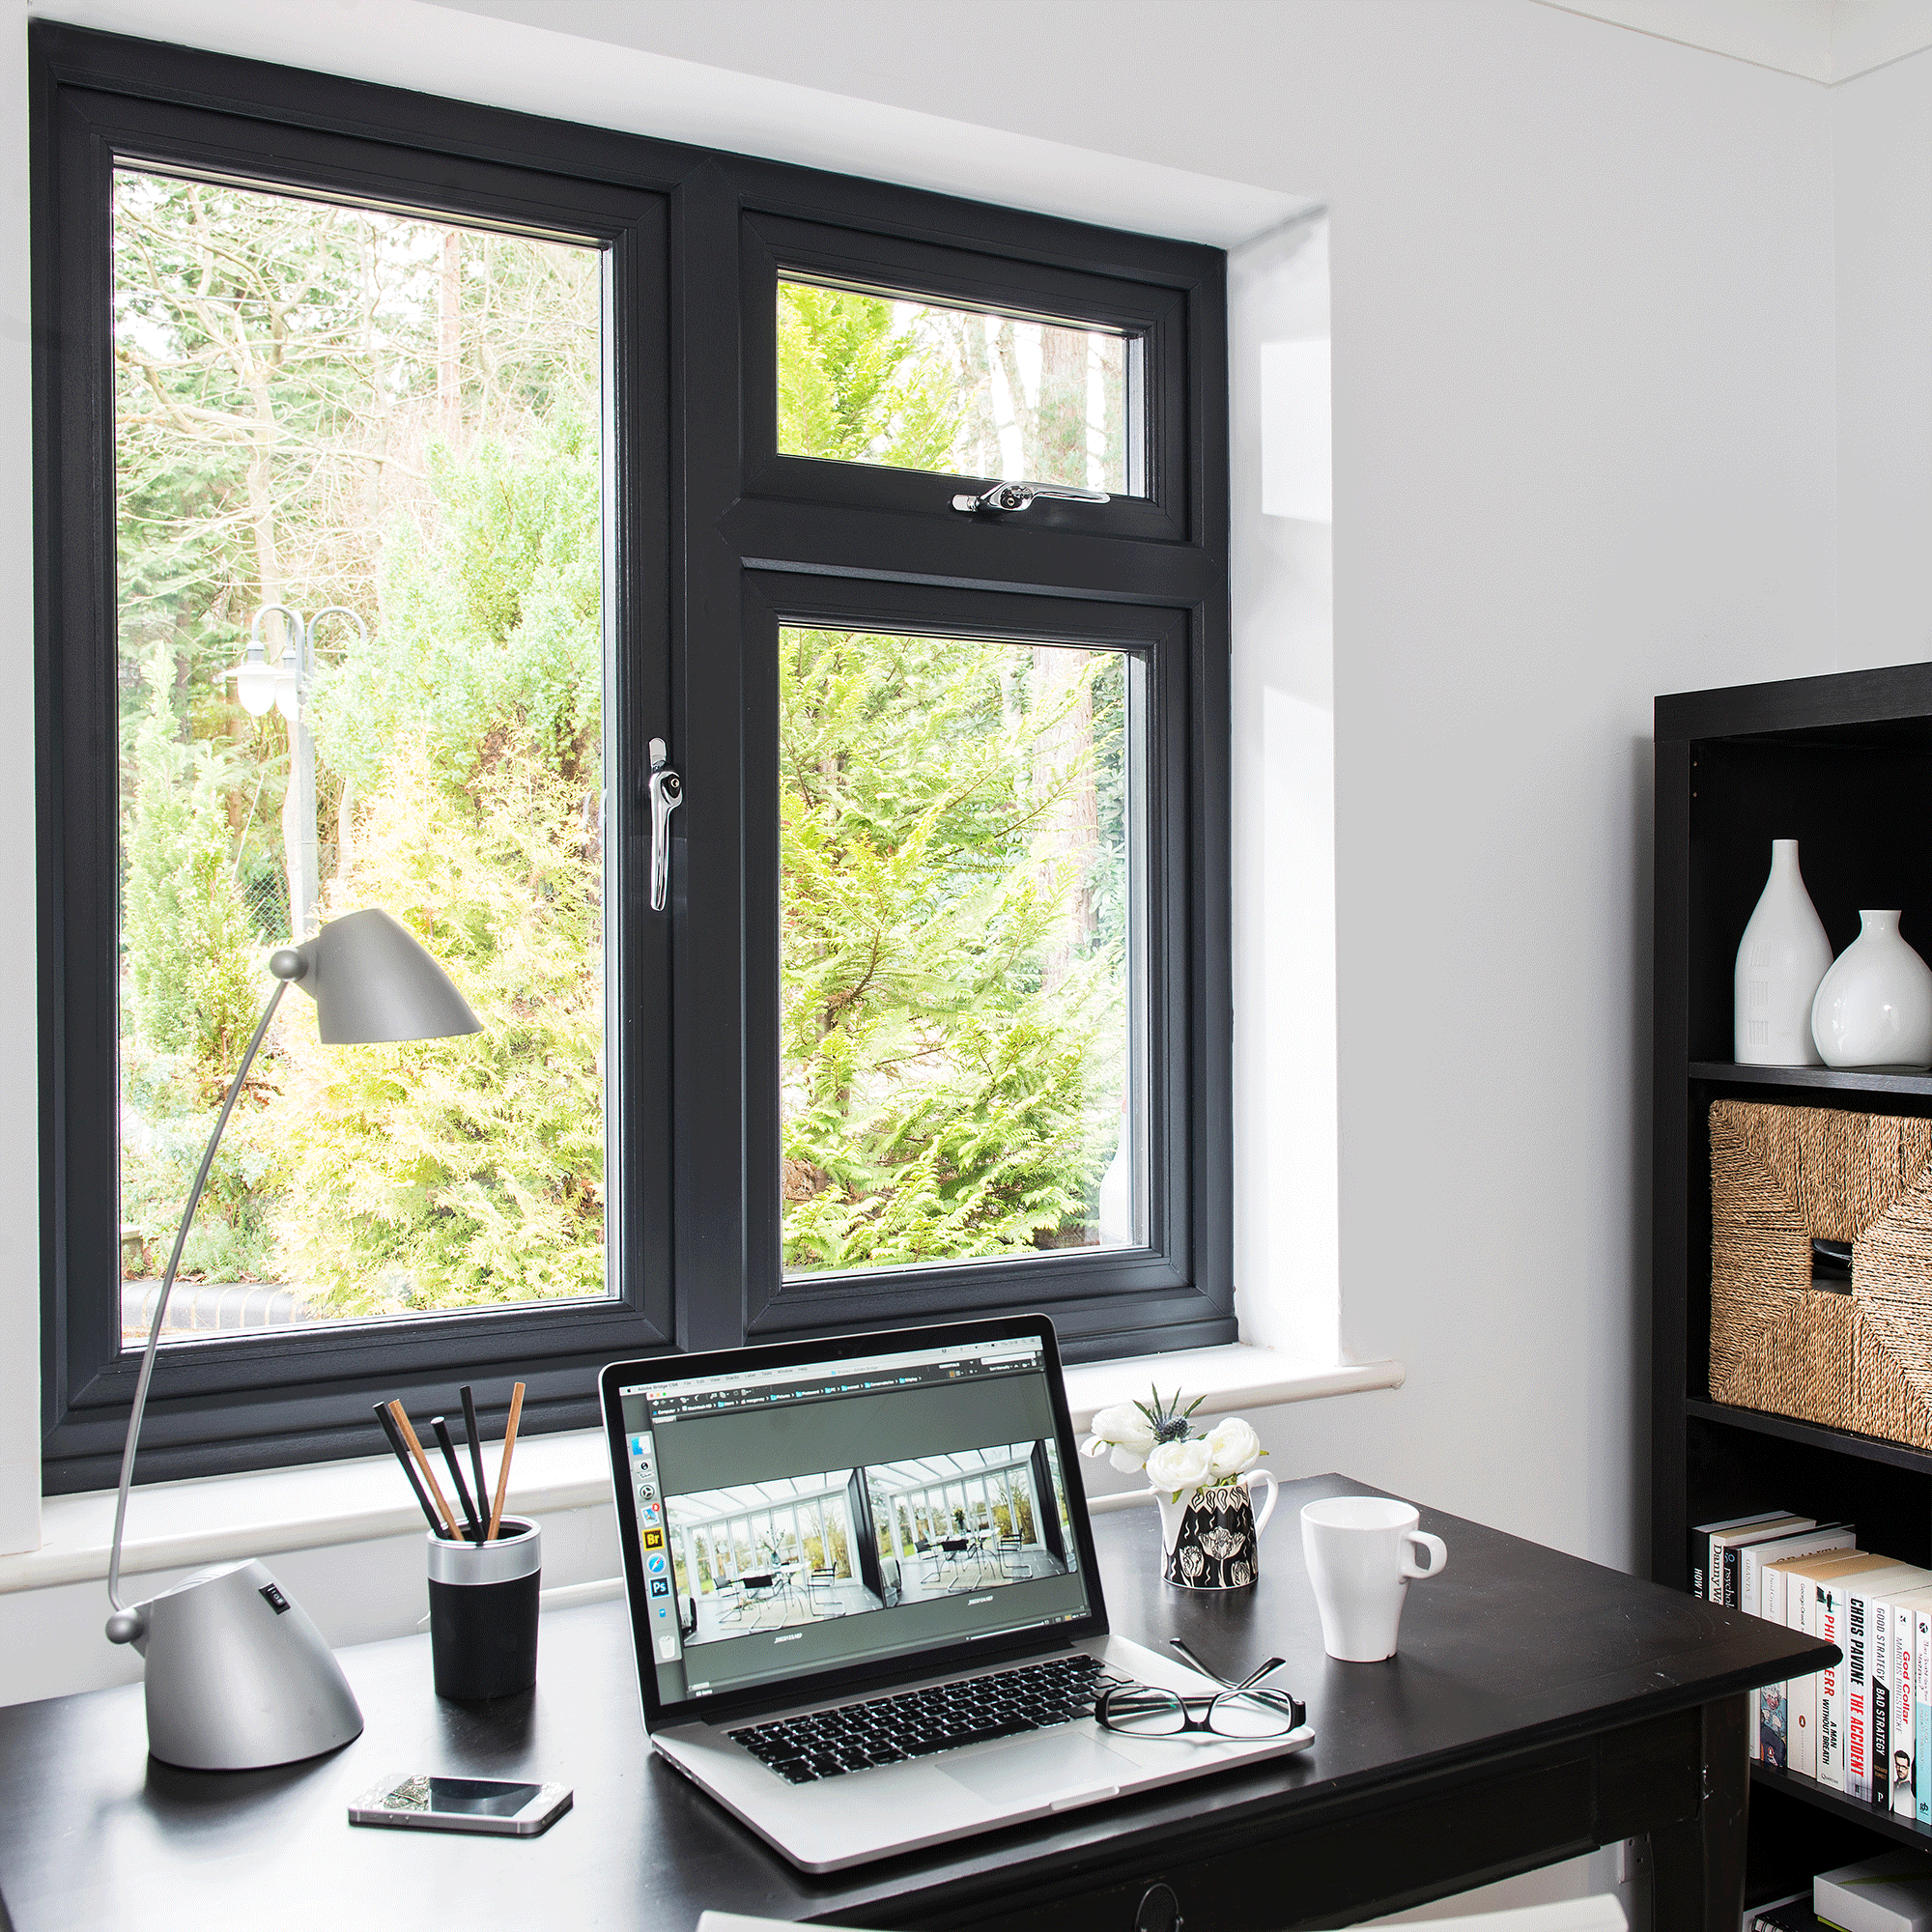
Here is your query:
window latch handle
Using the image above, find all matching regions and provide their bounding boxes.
[951,479,1111,514]
[648,737,683,912]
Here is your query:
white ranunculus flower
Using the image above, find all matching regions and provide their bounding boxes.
[1205,1415,1263,1480]
[1084,1403,1157,1470]
[1090,1403,1157,1451]
[1145,1435,1214,1493]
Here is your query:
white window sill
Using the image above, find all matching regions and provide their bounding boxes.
[1,1343,1402,1597]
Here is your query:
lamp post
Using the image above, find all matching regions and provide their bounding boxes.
[218,604,367,940]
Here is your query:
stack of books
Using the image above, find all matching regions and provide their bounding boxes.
[1693,1511,1932,1818]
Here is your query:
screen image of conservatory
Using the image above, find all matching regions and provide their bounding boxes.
[619,1336,1089,1704]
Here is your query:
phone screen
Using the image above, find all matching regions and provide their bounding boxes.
[382,1776,542,1818]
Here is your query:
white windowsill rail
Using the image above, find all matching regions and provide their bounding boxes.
[1,1344,1403,1597]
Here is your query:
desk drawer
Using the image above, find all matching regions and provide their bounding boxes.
[882,1712,1702,1932]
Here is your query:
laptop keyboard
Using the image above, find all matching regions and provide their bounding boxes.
[728,1653,1110,1783]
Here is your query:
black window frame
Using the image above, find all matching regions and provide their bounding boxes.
[32,23,1234,1495]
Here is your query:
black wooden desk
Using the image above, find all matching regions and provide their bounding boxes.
[0,1473,1833,1931]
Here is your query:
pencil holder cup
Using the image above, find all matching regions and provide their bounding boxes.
[427,1518,540,1702]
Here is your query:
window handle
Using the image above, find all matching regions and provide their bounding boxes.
[951,479,1111,514]
[648,737,683,912]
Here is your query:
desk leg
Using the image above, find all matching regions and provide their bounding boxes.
[1643,1693,1748,1932]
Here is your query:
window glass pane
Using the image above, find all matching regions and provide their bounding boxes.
[113,169,610,1344]
[780,623,1146,1278]
[777,280,1136,494]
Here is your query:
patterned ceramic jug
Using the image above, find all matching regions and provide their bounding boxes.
[1154,1470,1278,1589]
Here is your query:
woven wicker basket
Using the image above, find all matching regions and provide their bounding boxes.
[1710,1098,1932,1446]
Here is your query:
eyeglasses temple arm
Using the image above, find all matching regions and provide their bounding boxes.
[1167,1636,1234,1687]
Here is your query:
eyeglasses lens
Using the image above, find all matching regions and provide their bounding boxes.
[1099,1685,1189,1736]
[1207,1691,1295,1739]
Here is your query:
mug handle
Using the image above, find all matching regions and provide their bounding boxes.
[1241,1468,1277,1537]
[1401,1529,1447,1581]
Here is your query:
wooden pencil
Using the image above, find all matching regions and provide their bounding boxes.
[389,1399,462,1540]
[486,1380,526,1542]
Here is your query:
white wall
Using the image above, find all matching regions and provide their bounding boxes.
[1834,42,1932,672]
[1231,214,1340,1367]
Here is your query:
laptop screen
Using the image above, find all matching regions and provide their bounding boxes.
[613,1329,1094,1711]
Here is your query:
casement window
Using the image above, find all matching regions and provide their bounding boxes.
[33,24,1232,1490]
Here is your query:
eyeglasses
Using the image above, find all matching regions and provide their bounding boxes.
[1092,1639,1307,1742]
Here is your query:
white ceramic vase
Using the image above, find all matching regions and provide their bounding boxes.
[1811,911,1932,1070]
[1153,1470,1277,1589]
[1734,839,1832,1065]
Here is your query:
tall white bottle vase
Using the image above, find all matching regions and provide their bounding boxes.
[1811,910,1932,1070]
[1734,839,1833,1065]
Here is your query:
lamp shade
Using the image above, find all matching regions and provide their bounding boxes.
[233,644,278,718]
[275,907,482,1045]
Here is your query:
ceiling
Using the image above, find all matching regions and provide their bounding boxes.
[1537,0,1932,80]
[869,1446,1037,1494]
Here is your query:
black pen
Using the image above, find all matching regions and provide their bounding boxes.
[375,1401,443,1536]
[460,1384,490,1535]
[432,1415,483,1543]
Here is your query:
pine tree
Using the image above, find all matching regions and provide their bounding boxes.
[119,640,274,1278]
[261,410,605,1315]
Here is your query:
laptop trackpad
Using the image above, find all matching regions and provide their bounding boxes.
[938,1732,1141,1805]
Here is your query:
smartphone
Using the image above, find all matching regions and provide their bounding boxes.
[348,1773,573,1837]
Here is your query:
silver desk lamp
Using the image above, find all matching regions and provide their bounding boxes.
[104,908,482,1770]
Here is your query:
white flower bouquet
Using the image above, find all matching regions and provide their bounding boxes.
[1081,1387,1265,1499]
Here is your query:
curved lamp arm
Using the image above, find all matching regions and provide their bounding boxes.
[105,953,302,1624]
[104,912,479,1636]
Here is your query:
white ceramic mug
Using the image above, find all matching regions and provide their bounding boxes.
[1299,1494,1448,1662]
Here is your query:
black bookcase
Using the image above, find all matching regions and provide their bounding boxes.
[1655,661,1932,1897]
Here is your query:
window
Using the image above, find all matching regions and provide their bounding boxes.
[34,24,1231,1490]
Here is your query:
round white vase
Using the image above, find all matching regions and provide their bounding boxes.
[1811,911,1932,1070]
[1735,838,1833,1065]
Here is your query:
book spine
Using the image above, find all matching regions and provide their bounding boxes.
[1789,1571,1819,1779]
[1723,1544,1742,1607]
[1761,1566,1788,1769]
[1690,1526,1704,1600]
[1870,1599,1890,1807]
[1918,1607,1930,1825]
[1847,1584,1873,1802]
[1820,1584,1845,1789]
[1895,1602,1917,1816]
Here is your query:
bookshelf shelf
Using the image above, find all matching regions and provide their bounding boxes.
[1749,1761,1932,1854]
[1688,1060,1932,1101]
[1683,1398,1932,1478]
[1656,662,1932,1899]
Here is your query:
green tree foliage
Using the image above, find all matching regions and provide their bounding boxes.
[308,409,603,799]
[778,283,958,471]
[776,277,1129,494]
[780,631,1123,1270]
[261,401,606,1314]
[774,284,1130,1271]
[113,171,605,1304]
[119,642,276,1275]
[264,734,603,1314]
[123,643,262,1071]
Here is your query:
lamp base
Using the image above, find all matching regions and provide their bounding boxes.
[111,1558,364,1770]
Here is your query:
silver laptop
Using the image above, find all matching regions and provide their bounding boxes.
[599,1315,1314,1872]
